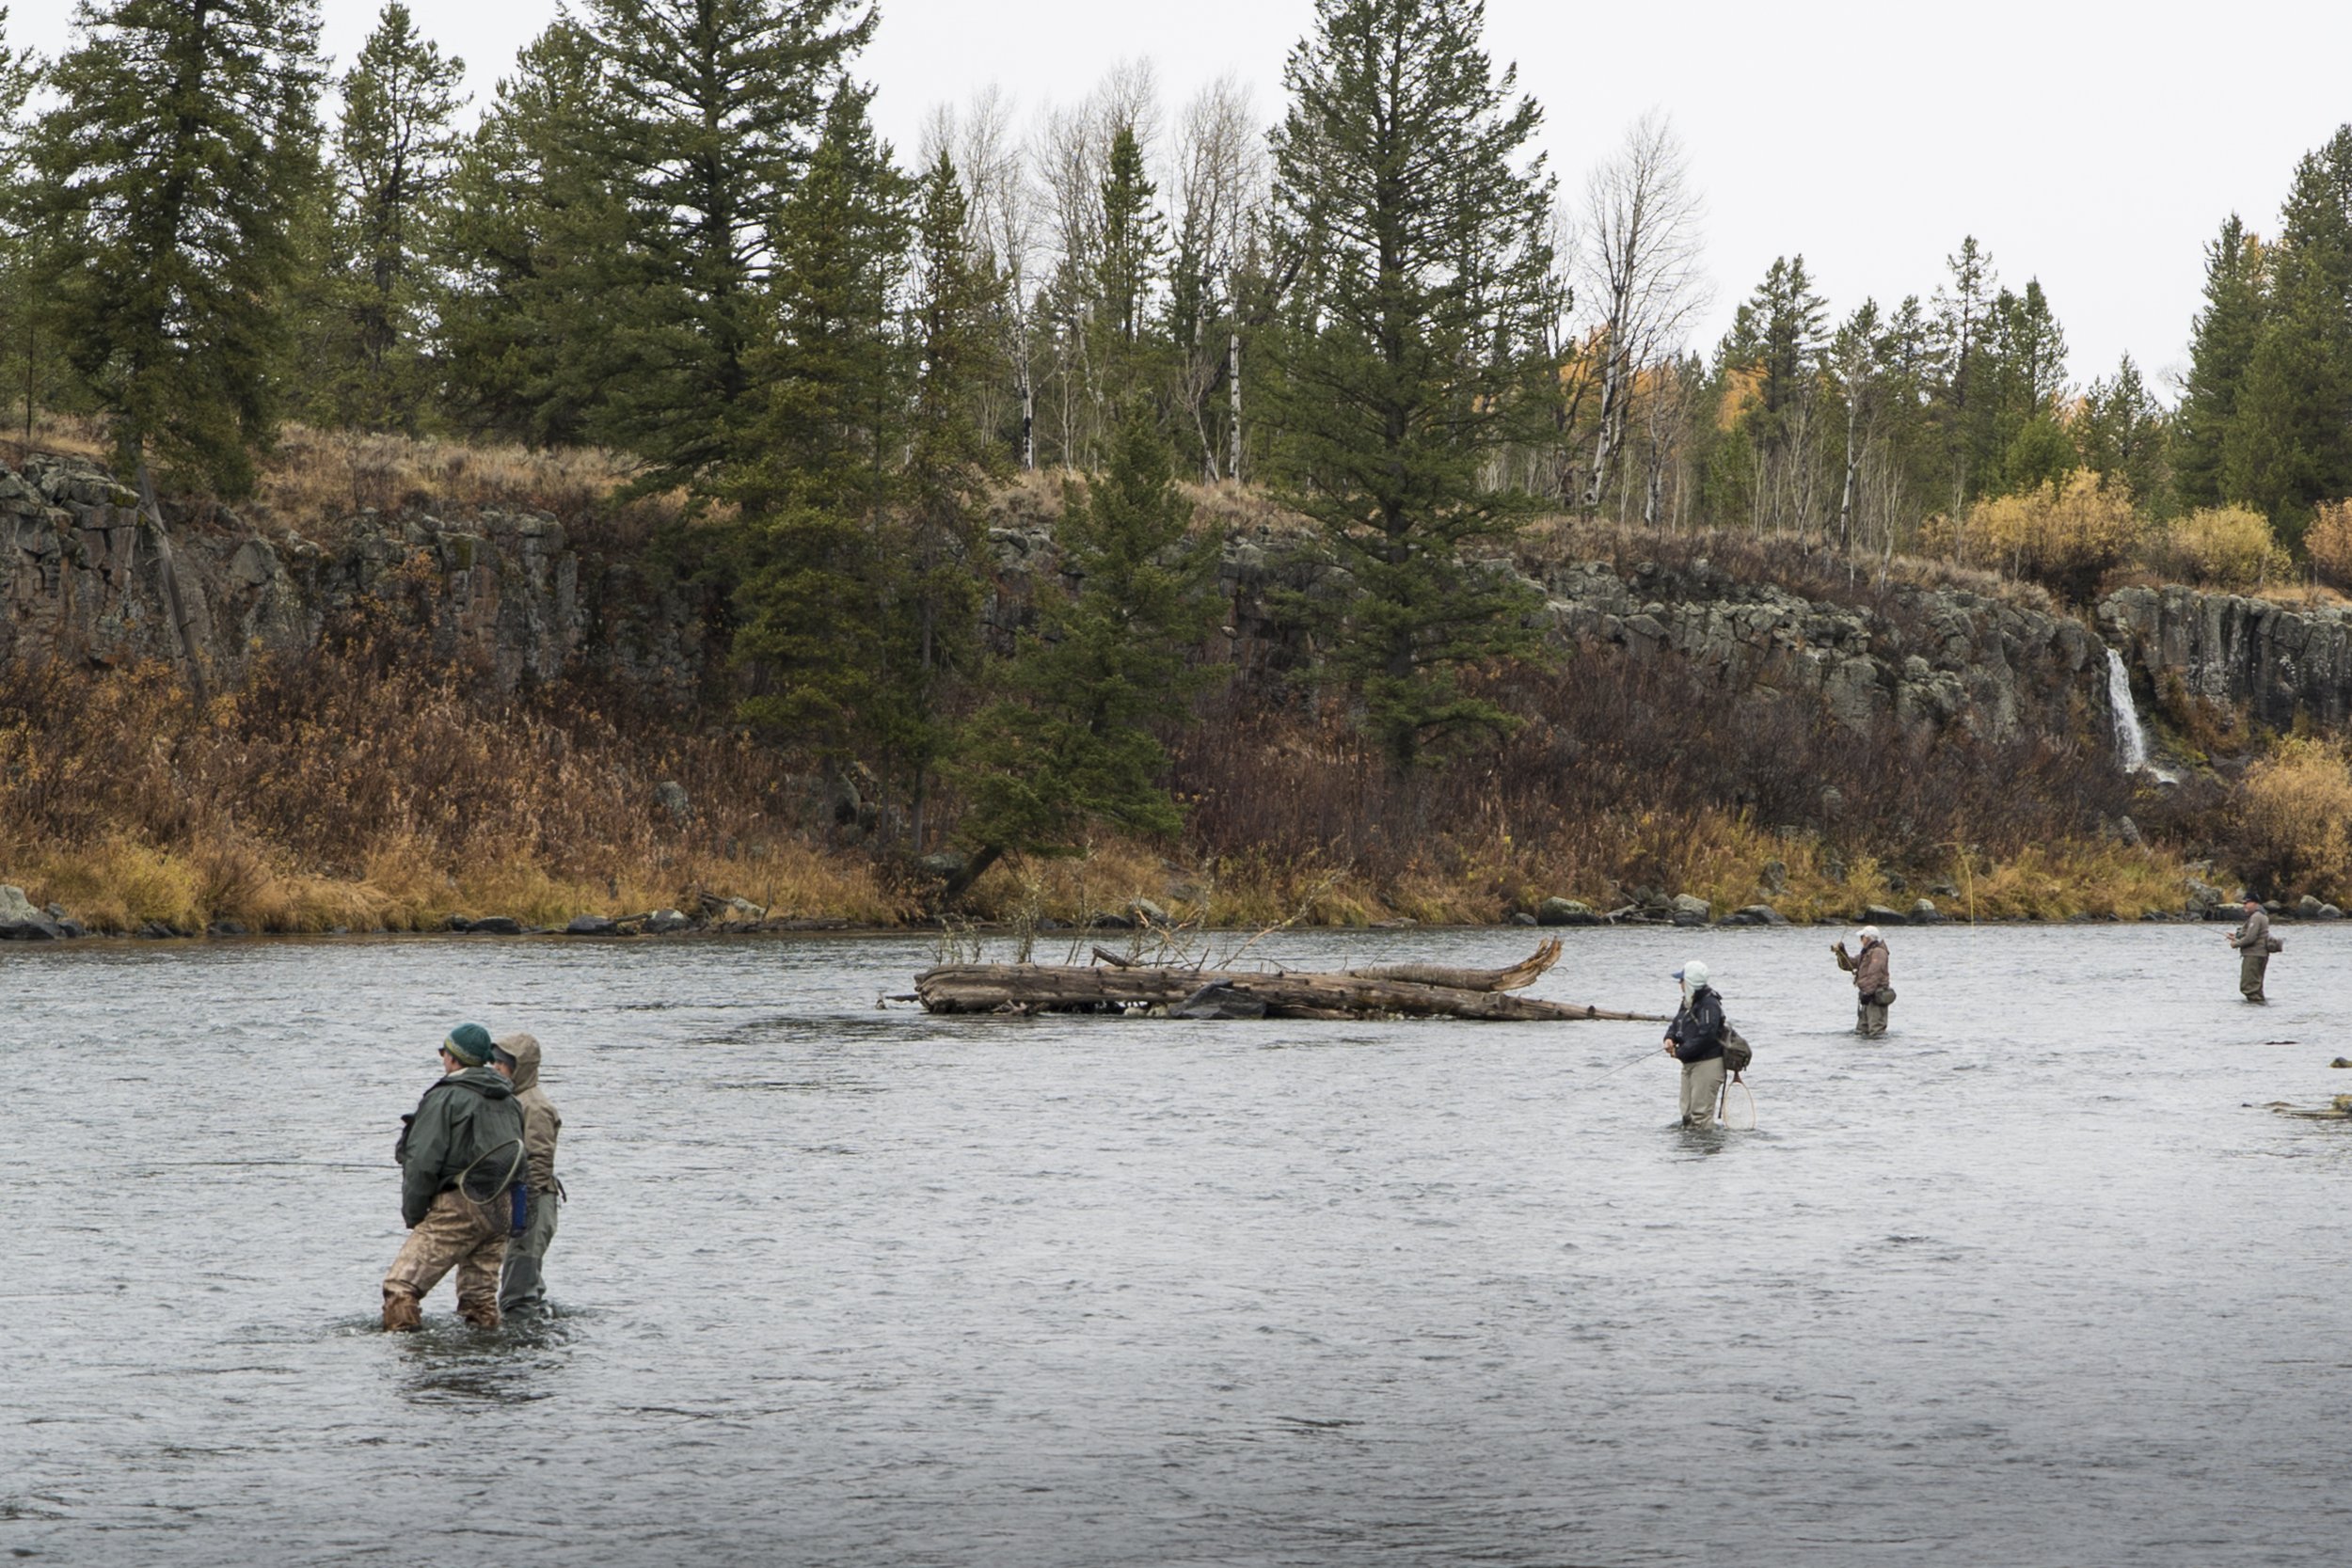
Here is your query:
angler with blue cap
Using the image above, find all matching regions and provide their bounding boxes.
[381,1022,527,1331]
[1661,960,1726,1127]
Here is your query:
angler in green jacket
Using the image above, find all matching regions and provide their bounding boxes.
[381,1022,527,1332]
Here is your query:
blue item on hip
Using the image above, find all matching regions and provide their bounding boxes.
[511,1183,529,1233]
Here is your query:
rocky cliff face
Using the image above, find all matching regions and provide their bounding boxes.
[0,451,2220,759]
[0,455,712,703]
[2100,584,2352,732]
[1530,558,2108,743]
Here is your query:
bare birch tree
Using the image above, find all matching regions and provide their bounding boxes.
[1168,75,1264,480]
[1579,112,1708,515]
[932,86,1034,466]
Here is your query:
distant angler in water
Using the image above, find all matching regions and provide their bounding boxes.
[1836,927,1895,1037]
[2229,895,2276,1003]
[1661,961,1725,1128]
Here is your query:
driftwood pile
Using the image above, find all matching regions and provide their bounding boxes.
[914,939,1668,1022]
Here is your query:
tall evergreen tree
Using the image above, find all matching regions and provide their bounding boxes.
[1089,122,1166,414]
[1266,0,1555,769]
[2076,355,2168,506]
[890,150,1006,842]
[572,0,876,490]
[728,83,912,764]
[948,413,1216,894]
[1984,278,2072,493]
[1931,235,1995,509]
[2223,127,2352,531]
[1707,255,1828,535]
[22,0,325,494]
[300,1,466,430]
[2172,214,2268,511]
[436,22,627,447]
[0,5,56,447]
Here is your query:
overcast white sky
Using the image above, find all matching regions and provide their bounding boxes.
[17,0,2351,399]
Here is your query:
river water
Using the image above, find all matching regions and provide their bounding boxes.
[5,924,2348,1565]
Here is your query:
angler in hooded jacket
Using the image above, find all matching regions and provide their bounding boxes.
[494,1032,564,1316]
[382,1022,526,1332]
[1849,927,1893,1037]
[1662,959,1725,1128]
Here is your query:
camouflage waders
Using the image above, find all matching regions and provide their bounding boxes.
[383,1187,510,1330]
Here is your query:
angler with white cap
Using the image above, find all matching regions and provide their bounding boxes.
[1661,959,1726,1127]
[1833,926,1895,1037]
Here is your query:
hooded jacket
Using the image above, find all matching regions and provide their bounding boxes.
[398,1065,525,1227]
[1853,940,1891,994]
[498,1033,563,1199]
[1666,985,1724,1063]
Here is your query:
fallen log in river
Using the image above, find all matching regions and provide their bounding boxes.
[914,939,1670,1022]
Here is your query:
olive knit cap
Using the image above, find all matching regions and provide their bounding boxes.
[443,1022,495,1066]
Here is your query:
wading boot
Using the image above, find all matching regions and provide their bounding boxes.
[457,1298,501,1331]
[381,1288,423,1333]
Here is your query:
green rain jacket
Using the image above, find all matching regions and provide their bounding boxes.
[397,1066,526,1227]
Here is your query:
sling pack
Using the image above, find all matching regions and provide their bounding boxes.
[1720,1021,1753,1075]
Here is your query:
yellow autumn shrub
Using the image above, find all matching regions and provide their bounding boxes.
[2308,499,2352,590]
[1963,471,2143,598]
[2236,739,2352,899]
[2149,504,2287,590]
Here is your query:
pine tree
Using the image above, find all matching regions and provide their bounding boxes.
[22,0,326,494]
[2222,127,2352,532]
[1985,279,2072,494]
[948,413,1216,893]
[1265,0,1556,769]
[436,22,628,447]
[572,0,875,490]
[889,151,1006,843]
[1708,255,1828,534]
[2172,214,2267,510]
[728,84,912,764]
[299,1,466,431]
[1089,122,1166,416]
[2075,355,2168,506]
[0,5,56,447]
[1931,235,1996,509]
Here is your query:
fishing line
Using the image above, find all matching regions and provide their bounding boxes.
[1583,1044,1668,1086]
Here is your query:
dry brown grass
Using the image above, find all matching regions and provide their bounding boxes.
[247,426,707,548]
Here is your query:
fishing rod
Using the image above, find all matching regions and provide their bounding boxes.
[1584,1042,1669,1086]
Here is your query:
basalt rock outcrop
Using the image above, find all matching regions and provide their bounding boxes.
[2100,584,2352,732]
[1533,558,2108,742]
[0,455,712,703]
[977,513,2119,747]
[0,451,2161,754]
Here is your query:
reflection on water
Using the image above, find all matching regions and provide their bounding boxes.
[5,926,2352,1564]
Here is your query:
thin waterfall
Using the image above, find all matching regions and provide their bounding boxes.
[2106,647,2155,773]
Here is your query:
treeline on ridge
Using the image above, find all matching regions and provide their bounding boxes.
[2,0,2351,918]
